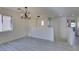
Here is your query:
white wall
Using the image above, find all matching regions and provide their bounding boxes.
[53,17,68,41]
[27,15,68,42]
[0,8,29,44]
[0,7,71,44]
[28,16,54,41]
[59,17,68,40]
[0,7,55,44]
[76,17,79,36]
[29,27,54,41]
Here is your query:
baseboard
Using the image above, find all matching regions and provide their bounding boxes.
[28,36,54,42]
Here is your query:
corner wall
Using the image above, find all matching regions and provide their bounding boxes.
[28,16,55,41]
[0,8,28,44]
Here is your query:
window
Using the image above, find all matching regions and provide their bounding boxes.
[0,14,13,32]
[3,15,13,31]
[71,22,76,27]
[41,20,44,26]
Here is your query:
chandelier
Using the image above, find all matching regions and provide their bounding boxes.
[17,7,31,19]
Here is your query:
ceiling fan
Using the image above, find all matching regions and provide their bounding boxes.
[17,7,31,19]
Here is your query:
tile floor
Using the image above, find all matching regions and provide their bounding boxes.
[0,37,78,51]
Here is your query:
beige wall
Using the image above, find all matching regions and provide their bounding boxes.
[0,8,29,44]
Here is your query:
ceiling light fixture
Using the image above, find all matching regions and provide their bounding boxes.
[17,7,31,19]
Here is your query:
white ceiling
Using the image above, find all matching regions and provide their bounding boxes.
[5,7,79,17]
